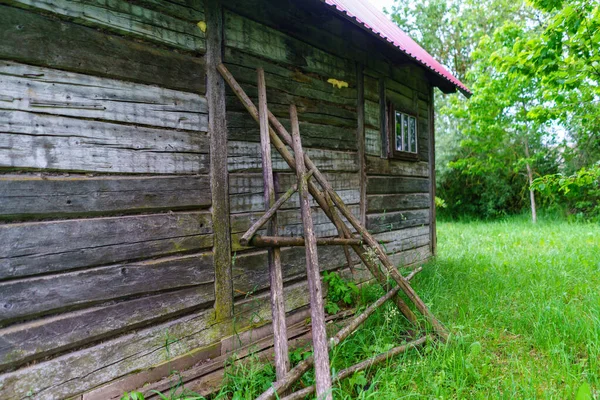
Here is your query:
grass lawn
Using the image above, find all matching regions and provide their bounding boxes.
[216,217,600,399]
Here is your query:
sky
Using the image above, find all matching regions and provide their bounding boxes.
[366,0,397,16]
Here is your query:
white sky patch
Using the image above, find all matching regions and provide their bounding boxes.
[364,0,396,16]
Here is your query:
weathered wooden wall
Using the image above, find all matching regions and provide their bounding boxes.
[0,0,436,398]
[0,1,216,398]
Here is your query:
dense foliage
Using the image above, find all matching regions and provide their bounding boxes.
[389,0,600,220]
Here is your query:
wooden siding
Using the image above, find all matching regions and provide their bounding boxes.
[222,8,361,299]
[0,0,436,398]
[0,1,212,399]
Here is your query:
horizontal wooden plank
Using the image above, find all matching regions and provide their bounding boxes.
[0,253,214,324]
[230,204,361,235]
[224,58,357,107]
[227,111,357,151]
[0,274,331,400]
[0,306,229,400]
[0,61,208,131]
[374,226,430,255]
[5,0,206,52]
[224,10,356,80]
[229,172,359,213]
[0,212,213,279]
[365,128,382,157]
[366,209,429,234]
[389,245,432,267]
[366,157,430,177]
[0,285,214,372]
[367,193,430,213]
[0,5,206,93]
[367,176,430,194]
[228,141,358,172]
[0,111,210,174]
[233,246,355,295]
[0,175,211,220]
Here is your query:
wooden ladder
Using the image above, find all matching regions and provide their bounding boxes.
[219,65,448,400]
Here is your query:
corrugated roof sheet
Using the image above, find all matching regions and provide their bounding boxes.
[321,0,471,96]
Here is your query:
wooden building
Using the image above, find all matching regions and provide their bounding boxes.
[0,0,469,398]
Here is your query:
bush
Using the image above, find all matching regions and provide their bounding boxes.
[532,164,600,221]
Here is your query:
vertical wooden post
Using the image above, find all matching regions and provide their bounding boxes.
[378,77,388,158]
[290,105,333,400]
[428,86,437,256]
[257,68,290,380]
[356,64,367,227]
[206,0,232,320]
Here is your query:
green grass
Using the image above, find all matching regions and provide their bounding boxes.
[217,217,600,399]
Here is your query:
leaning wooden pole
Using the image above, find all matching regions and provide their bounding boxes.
[216,63,419,326]
[257,68,290,380]
[255,268,422,400]
[290,104,333,400]
[281,336,429,400]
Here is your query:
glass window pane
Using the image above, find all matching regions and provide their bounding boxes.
[395,111,402,151]
[403,114,409,151]
[409,117,417,153]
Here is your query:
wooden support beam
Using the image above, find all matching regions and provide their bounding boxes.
[428,86,437,256]
[257,68,290,380]
[255,269,421,400]
[290,104,333,400]
[239,171,312,247]
[281,336,429,400]
[206,0,232,321]
[250,236,362,247]
[217,63,419,327]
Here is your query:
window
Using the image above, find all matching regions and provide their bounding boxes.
[387,102,418,160]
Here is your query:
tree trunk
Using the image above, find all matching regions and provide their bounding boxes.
[524,139,537,223]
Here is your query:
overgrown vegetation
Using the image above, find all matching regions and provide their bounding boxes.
[150,218,598,399]
[389,0,599,220]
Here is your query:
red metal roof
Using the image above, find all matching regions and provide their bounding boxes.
[321,0,471,96]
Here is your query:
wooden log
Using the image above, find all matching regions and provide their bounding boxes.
[258,67,290,380]
[239,183,297,246]
[367,193,430,213]
[0,62,208,131]
[0,111,209,174]
[217,63,418,326]
[227,141,358,173]
[366,176,430,195]
[229,171,357,214]
[249,236,362,247]
[290,104,332,400]
[357,64,367,226]
[4,0,206,52]
[0,253,214,325]
[366,209,430,234]
[0,5,206,93]
[281,336,429,400]
[0,286,214,372]
[206,0,233,321]
[0,212,212,280]
[232,246,355,296]
[0,175,211,221]
[255,270,421,400]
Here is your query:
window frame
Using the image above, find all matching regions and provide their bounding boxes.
[387,101,419,161]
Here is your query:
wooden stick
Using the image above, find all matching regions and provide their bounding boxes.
[239,184,297,247]
[239,170,314,247]
[269,95,444,339]
[255,270,421,400]
[258,68,289,380]
[281,336,429,400]
[250,236,362,247]
[216,64,419,326]
[290,104,333,400]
